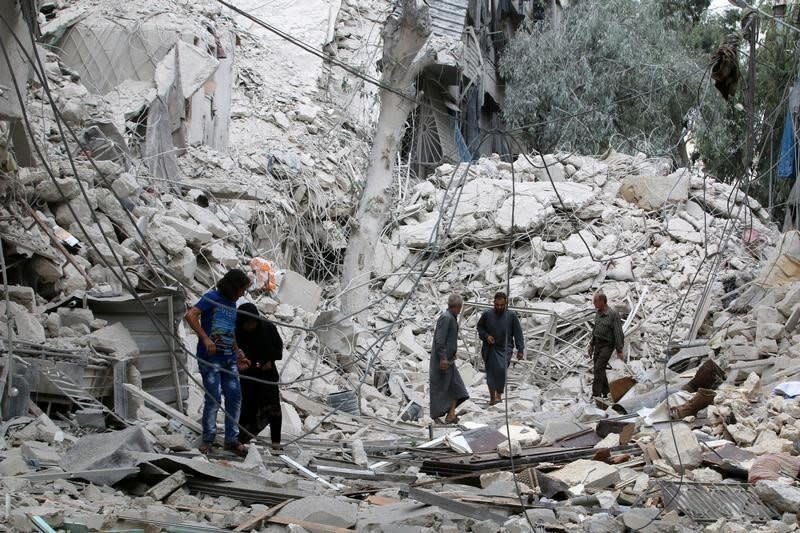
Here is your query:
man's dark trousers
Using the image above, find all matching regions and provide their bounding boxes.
[592,344,613,398]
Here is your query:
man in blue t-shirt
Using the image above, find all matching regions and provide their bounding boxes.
[185,268,251,456]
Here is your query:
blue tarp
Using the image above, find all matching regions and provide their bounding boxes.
[778,110,796,180]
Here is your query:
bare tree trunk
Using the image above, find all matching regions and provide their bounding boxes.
[340,1,432,317]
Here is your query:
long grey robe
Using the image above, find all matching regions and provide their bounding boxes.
[429,310,469,419]
[477,309,524,391]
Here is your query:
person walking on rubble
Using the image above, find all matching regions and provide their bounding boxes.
[477,292,525,406]
[587,292,624,399]
[236,302,284,450]
[430,294,470,424]
[185,269,251,457]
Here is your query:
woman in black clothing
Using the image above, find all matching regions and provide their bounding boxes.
[235,303,283,449]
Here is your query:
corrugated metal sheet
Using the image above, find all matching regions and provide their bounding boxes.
[659,481,779,523]
[46,287,187,409]
[429,0,470,39]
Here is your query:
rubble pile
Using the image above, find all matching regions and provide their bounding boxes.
[0,0,799,531]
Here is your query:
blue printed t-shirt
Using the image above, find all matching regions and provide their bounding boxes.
[194,290,237,360]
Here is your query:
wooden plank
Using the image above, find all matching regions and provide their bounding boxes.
[365,495,400,506]
[266,515,353,533]
[123,383,201,433]
[233,499,291,531]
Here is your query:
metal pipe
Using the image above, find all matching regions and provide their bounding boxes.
[0,240,14,410]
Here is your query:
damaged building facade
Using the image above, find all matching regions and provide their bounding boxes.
[0,0,798,531]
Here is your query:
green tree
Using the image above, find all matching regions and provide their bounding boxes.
[501,0,708,164]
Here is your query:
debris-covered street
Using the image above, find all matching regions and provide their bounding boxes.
[1,0,799,531]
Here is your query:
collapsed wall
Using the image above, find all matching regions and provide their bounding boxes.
[1,0,800,531]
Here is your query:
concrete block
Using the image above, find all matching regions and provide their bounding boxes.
[168,247,197,283]
[655,423,703,472]
[276,496,358,528]
[755,480,800,514]
[548,459,620,490]
[207,241,238,267]
[276,270,322,312]
[111,173,140,198]
[619,170,690,210]
[160,216,213,245]
[667,217,703,244]
[57,307,94,328]
[497,439,522,458]
[373,242,410,277]
[21,441,62,466]
[1,285,36,311]
[156,433,192,451]
[35,177,81,202]
[87,321,139,357]
[0,451,31,476]
[146,470,187,501]
[777,283,800,316]
[295,103,320,123]
[2,301,46,343]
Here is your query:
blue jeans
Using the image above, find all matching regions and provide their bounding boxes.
[199,358,241,443]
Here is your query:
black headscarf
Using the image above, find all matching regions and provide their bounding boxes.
[235,303,283,364]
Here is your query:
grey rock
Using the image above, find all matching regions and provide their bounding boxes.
[276,496,358,528]
[621,508,660,530]
[57,307,94,328]
[655,423,703,472]
[755,480,800,514]
[36,177,81,202]
[87,322,139,357]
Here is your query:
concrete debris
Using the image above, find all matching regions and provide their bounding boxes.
[0,0,797,531]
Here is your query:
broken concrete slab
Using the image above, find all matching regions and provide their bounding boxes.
[755,480,800,514]
[0,285,36,311]
[61,425,152,485]
[146,470,187,501]
[655,423,703,472]
[276,270,322,312]
[548,459,620,491]
[276,495,358,528]
[87,321,139,357]
[619,170,690,210]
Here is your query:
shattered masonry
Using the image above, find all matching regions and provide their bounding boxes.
[0,0,798,532]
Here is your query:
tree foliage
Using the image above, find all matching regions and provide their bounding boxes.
[690,2,800,224]
[500,0,708,162]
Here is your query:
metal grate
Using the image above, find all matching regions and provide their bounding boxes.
[659,481,779,523]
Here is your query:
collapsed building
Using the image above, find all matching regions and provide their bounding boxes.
[0,0,798,532]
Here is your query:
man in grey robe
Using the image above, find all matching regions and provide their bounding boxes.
[429,293,469,423]
[477,292,524,405]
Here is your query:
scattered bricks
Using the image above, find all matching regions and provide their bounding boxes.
[145,470,187,501]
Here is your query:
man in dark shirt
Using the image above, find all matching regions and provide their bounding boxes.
[587,292,624,399]
[477,292,525,405]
